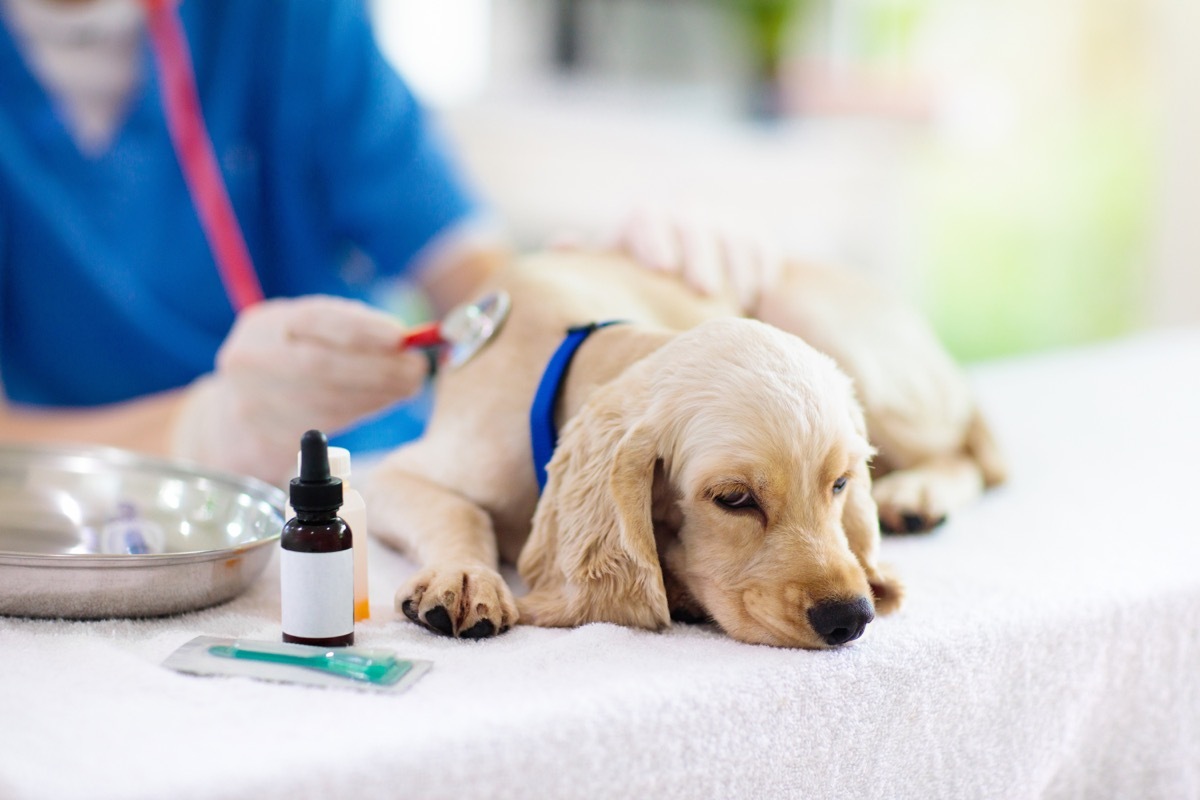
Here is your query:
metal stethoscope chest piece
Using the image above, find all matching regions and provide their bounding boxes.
[398,289,512,370]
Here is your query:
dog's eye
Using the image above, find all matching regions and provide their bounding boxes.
[832,476,849,495]
[714,490,758,511]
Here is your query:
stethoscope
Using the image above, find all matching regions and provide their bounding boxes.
[145,0,508,366]
[144,0,263,312]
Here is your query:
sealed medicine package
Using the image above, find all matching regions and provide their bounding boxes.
[163,636,431,694]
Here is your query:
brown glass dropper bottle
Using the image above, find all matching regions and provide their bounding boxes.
[280,429,354,647]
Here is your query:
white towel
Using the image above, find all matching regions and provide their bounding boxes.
[2,329,1199,800]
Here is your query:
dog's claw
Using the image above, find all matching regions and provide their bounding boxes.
[400,598,420,623]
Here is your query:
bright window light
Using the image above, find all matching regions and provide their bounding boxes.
[369,0,492,107]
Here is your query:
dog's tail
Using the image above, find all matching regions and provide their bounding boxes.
[965,405,1007,488]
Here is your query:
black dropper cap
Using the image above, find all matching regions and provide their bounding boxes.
[289,430,343,512]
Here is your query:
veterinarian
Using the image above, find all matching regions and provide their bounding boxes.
[0,0,776,485]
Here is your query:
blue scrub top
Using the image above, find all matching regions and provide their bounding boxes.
[0,0,477,451]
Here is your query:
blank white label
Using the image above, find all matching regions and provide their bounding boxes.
[280,548,354,639]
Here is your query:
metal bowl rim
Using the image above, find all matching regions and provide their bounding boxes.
[0,442,285,565]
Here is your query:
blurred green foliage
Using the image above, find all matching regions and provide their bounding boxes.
[724,0,1156,361]
[716,0,1152,361]
[916,105,1153,361]
[724,0,812,74]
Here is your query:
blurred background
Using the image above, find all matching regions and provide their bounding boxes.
[368,0,1198,362]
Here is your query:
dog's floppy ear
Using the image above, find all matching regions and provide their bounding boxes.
[842,400,905,615]
[518,392,671,631]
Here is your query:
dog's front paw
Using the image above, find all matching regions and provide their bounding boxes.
[396,564,518,639]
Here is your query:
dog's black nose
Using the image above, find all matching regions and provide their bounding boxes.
[807,597,875,646]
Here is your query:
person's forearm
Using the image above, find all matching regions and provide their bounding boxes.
[0,389,187,457]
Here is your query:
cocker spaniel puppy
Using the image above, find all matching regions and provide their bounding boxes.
[365,252,1002,648]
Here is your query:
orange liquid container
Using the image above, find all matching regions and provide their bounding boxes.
[327,447,369,622]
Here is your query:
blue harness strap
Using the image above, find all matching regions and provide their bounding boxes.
[530,321,623,493]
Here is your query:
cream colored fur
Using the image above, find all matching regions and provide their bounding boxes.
[365,252,1002,648]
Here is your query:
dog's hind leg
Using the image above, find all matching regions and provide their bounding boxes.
[872,454,986,533]
[366,448,518,638]
[871,409,1007,533]
[754,261,1006,532]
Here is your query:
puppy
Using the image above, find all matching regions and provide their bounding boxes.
[364,252,1004,648]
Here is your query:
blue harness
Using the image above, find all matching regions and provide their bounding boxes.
[529,322,624,492]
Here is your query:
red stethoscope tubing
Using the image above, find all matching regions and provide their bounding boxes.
[398,323,447,350]
[144,0,264,312]
[141,0,494,362]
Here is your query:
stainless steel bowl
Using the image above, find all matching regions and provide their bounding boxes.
[0,444,285,619]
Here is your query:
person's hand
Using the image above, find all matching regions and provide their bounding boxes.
[608,205,784,313]
[170,295,427,483]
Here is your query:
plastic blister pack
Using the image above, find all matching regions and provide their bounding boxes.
[163,636,431,694]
